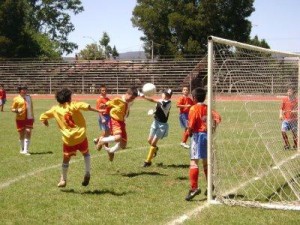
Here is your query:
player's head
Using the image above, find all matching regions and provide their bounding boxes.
[192,87,206,103]
[100,84,107,96]
[287,87,295,96]
[17,85,28,93]
[56,88,72,104]
[162,88,173,99]
[182,86,189,95]
[125,87,139,102]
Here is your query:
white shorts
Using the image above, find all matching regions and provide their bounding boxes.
[149,120,169,139]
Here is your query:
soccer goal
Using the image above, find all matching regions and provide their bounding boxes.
[206,36,300,210]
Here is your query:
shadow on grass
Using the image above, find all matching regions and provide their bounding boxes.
[176,176,188,181]
[156,163,189,169]
[61,188,131,196]
[121,171,167,178]
[30,151,53,155]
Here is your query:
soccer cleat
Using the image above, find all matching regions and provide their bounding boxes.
[185,188,201,201]
[108,152,115,162]
[57,179,67,188]
[20,151,31,155]
[292,145,297,150]
[93,138,98,145]
[143,161,152,167]
[284,145,290,150]
[82,174,90,186]
[180,142,190,149]
[96,137,103,151]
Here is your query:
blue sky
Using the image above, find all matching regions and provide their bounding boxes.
[66,0,300,56]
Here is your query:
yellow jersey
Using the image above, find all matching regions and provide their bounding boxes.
[11,94,34,120]
[106,96,132,122]
[40,102,90,146]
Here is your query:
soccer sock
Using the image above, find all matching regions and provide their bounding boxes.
[182,130,189,143]
[109,142,120,153]
[101,136,116,143]
[62,163,69,181]
[84,153,91,175]
[24,138,30,152]
[145,146,156,163]
[281,132,290,146]
[189,165,199,190]
[19,139,24,151]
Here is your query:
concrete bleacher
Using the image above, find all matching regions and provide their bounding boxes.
[0,57,206,94]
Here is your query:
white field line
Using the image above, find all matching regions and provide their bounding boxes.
[221,152,300,197]
[166,153,300,224]
[166,202,210,225]
[0,144,172,190]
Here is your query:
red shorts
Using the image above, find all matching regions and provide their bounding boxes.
[16,119,34,132]
[111,119,127,142]
[63,138,89,157]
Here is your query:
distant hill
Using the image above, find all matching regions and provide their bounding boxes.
[118,51,146,60]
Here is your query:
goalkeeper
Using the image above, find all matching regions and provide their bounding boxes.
[185,87,221,201]
[279,87,298,150]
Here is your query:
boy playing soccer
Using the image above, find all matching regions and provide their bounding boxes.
[96,87,139,161]
[142,88,173,167]
[40,88,100,188]
[185,87,221,201]
[11,85,34,155]
[177,86,194,149]
[0,84,7,112]
[279,87,298,150]
[93,85,112,159]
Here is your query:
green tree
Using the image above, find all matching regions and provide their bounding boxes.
[79,43,104,60]
[132,0,257,58]
[248,35,270,49]
[112,45,119,59]
[0,0,83,58]
[100,32,112,59]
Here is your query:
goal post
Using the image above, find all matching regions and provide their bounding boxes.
[207,36,300,210]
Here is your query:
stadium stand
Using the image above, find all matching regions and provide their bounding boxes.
[0,58,205,94]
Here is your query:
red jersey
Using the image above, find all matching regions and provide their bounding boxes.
[0,89,6,100]
[177,95,194,114]
[188,103,221,133]
[281,97,298,120]
[96,95,110,115]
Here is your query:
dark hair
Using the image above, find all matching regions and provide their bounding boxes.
[127,87,139,97]
[192,87,206,102]
[17,85,28,92]
[55,88,72,104]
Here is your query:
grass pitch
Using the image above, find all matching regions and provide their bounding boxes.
[0,97,299,225]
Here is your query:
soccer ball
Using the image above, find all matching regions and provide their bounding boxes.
[142,83,156,97]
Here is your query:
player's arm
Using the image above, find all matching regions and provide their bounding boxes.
[141,95,158,103]
[11,100,22,114]
[212,110,221,132]
[40,108,55,126]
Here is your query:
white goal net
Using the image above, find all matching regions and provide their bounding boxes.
[207,36,300,210]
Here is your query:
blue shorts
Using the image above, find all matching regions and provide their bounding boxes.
[149,120,169,139]
[190,132,207,160]
[0,99,5,105]
[281,120,297,132]
[98,114,111,131]
[179,113,189,129]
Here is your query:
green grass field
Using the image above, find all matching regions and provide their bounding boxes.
[0,97,299,225]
